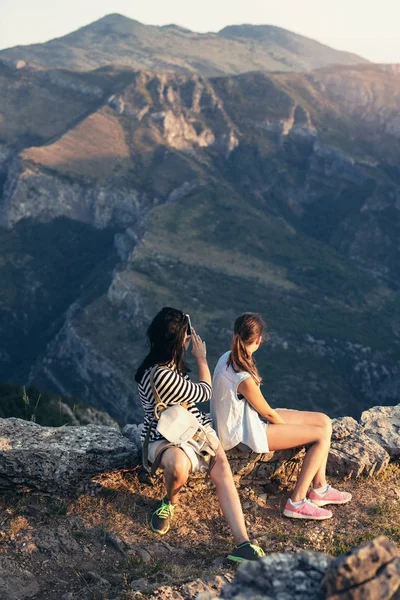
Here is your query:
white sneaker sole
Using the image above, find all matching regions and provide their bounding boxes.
[283,509,332,520]
[310,498,352,507]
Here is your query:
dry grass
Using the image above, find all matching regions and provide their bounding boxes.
[0,463,399,599]
[8,515,31,536]
[22,108,131,178]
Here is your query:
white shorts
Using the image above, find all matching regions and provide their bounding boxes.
[148,424,219,474]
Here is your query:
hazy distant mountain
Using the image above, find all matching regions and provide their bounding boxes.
[1,60,400,423]
[0,13,368,76]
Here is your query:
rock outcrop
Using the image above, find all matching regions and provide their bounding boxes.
[0,418,139,494]
[327,416,390,479]
[360,405,400,458]
[213,551,330,600]
[0,559,39,600]
[198,536,400,600]
[124,407,397,487]
[1,401,395,497]
[322,536,400,600]
[0,161,154,229]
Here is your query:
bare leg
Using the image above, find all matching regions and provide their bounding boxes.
[267,422,330,502]
[158,446,191,504]
[209,445,249,546]
[276,410,332,488]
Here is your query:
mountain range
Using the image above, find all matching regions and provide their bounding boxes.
[0,15,399,424]
[0,13,368,75]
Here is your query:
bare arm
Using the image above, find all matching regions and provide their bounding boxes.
[191,329,211,386]
[237,377,285,424]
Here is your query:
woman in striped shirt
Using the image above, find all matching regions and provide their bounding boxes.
[135,307,264,563]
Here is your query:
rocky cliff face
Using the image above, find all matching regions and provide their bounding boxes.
[1,64,400,422]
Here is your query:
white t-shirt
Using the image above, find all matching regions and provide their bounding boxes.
[211,351,269,453]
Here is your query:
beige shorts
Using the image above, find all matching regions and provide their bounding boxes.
[148,424,219,474]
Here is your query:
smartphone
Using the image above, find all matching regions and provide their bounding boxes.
[185,314,192,336]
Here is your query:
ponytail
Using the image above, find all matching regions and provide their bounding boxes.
[227,313,266,384]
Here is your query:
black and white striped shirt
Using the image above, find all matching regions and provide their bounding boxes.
[138,364,212,442]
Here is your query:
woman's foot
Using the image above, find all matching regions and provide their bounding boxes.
[227,541,266,563]
[283,498,332,520]
[308,485,352,506]
[150,497,175,534]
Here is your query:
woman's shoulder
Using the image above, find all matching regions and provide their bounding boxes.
[214,351,231,371]
[139,363,175,385]
[215,352,252,382]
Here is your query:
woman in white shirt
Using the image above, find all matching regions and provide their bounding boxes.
[211,312,352,521]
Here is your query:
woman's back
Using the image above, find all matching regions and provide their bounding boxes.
[211,352,269,453]
[138,363,212,443]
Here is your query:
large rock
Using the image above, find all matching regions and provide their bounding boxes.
[327,417,390,478]
[125,415,392,487]
[197,537,400,600]
[199,551,331,600]
[0,559,39,600]
[322,536,400,600]
[225,446,306,487]
[361,405,400,457]
[0,418,139,494]
[122,423,144,449]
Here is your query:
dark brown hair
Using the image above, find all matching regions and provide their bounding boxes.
[135,307,190,382]
[227,313,266,384]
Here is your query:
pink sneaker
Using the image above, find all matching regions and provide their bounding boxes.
[283,498,332,520]
[308,485,352,507]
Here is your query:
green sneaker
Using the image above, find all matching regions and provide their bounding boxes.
[150,497,175,535]
[227,541,266,563]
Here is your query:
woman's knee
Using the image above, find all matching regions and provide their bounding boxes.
[210,446,233,480]
[322,414,332,436]
[162,451,191,482]
[314,422,332,448]
[315,412,332,435]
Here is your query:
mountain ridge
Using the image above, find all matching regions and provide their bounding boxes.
[0,13,369,76]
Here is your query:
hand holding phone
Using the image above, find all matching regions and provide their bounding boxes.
[191,329,207,359]
[185,313,192,337]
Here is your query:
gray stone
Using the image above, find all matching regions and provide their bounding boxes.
[0,418,139,495]
[361,404,400,457]
[123,423,144,449]
[0,559,39,599]
[331,416,361,440]
[86,571,110,586]
[326,559,400,599]
[225,445,306,487]
[322,536,400,595]
[105,532,127,554]
[197,538,400,600]
[129,541,184,563]
[327,417,390,478]
[219,551,331,599]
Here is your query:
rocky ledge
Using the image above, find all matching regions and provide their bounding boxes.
[196,536,400,600]
[0,418,139,495]
[0,404,399,495]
